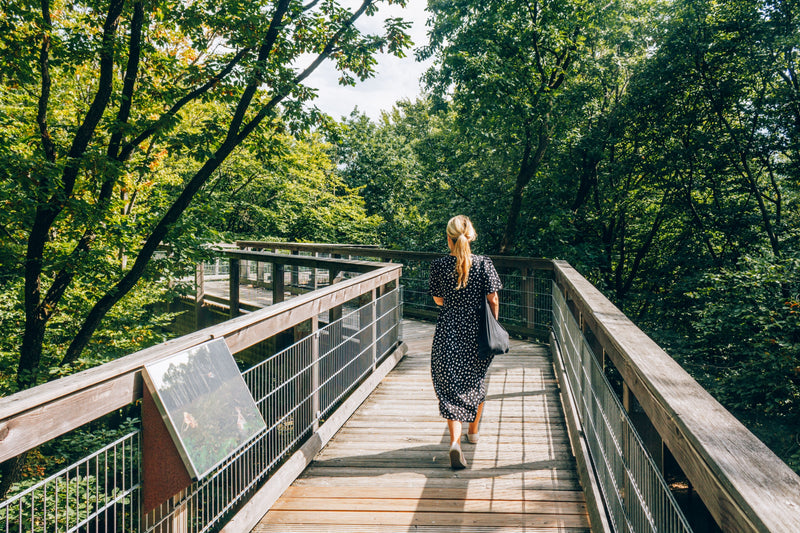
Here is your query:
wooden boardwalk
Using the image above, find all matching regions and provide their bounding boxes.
[253,320,590,532]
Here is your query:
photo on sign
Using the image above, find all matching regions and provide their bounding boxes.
[143,338,266,480]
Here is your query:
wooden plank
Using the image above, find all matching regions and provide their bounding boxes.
[260,510,589,528]
[225,249,387,273]
[314,449,574,463]
[270,497,588,515]
[254,525,589,533]
[299,466,580,482]
[554,260,800,532]
[319,439,571,451]
[309,458,579,471]
[282,486,586,502]
[292,475,583,492]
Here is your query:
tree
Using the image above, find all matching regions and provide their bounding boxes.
[207,127,383,243]
[420,0,609,252]
[1,0,410,386]
[333,103,449,250]
[0,0,410,495]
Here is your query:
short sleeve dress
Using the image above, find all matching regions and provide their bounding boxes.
[428,255,503,422]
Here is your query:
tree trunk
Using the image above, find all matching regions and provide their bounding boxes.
[0,453,28,499]
[498,119,551,253]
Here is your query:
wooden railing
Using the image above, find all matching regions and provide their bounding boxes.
[552,260,800,533]
[236,241,555,339]
[3,241,800,532]
[0,252,403,532]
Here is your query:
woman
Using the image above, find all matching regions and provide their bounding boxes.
[429,215,502,469]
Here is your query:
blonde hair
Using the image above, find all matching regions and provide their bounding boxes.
[446,215,477,289]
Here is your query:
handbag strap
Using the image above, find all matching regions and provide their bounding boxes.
[480,256,488,300]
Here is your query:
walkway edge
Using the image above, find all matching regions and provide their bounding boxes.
[550,330,613,533]
[222,342,409,533]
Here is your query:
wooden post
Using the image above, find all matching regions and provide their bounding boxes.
[195,263,205,330]
[311,316,320,432]
[291,250,299,290]
[522,267,536,332]
[622,382,631,413]
[240,257,249,284]
[311,252,318,290]
[257,261,265,287]
[273,262,285,303]
[329,267,341,285]
[229,257,240,318]
[359,290,376,370]
[329,304,342,324]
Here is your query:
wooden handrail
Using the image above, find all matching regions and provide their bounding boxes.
[552,260,800,532]
[222,249,384,272]
[235,241,555,271]
[0,263,401,464]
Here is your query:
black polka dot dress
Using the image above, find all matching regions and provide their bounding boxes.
[429,255,503,422]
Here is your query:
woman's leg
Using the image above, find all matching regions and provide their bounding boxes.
[447,419,467,469]
[447,419,462,446]
[468,402,484,435]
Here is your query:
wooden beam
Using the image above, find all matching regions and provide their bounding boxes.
[233,242,555,271]
[224,250,386,273]
[229,256,240,318]
[0,265,402,463]
[552,260,800,533]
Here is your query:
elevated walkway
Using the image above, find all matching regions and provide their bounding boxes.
[255,320,591,532]
[4,244,800,533]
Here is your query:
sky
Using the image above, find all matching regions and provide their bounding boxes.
[302,0,434,121]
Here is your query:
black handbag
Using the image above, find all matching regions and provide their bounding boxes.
[477,259,509,360]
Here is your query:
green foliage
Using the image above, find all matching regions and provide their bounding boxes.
[0,0,411,393]
[0,417,139,530]
[205,130,382,244]
[683,254,800,418]
[0,474,131,531]
[332,104,447,250]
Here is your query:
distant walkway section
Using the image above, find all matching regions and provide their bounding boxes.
[254,320,590,532]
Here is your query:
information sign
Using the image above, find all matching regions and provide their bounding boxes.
[143,338,266,480]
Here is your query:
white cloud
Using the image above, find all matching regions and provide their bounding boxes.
[301,0,433,120]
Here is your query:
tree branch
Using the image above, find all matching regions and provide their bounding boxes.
[235,0,377,144]
[58,0,126,199]
[118,46,254,162]
[228,0,293,138]
[108,0,144,161]
[36,0,55,164]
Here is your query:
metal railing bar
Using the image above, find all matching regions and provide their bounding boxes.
[0,430,139,511]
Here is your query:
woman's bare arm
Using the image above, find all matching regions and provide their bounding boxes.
[433,296,444,306]
[487,292,499,319]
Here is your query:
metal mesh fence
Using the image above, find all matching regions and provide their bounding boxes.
[387,258,554,337]
[0,432,141,532]
[552,284,692,533]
